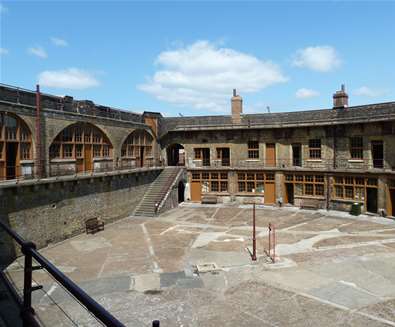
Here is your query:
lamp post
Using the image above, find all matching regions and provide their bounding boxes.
[252,189,257,261]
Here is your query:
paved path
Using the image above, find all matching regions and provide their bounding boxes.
[5,204,395,326]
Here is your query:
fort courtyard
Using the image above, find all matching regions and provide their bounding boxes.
[4,205,395,326]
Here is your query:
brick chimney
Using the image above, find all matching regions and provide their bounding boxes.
[231,89,243,123]
[333,84,348,109]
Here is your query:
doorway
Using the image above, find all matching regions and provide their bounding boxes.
[390,189,395,216]
[84,145,92,172]
[286,183,294,204]
[366,188,378,213]
[140,147,145,167]
[167,144,185,166]
[6,143,18,179]
[371,141,384,168]
[178,181,185,203]
[266,143,276,167]
[202,148,210,166]
[292,144,301,167]
[191,181,201,202]
[264,182,276,204]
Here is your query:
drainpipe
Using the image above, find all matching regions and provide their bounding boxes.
[35,84,42,178]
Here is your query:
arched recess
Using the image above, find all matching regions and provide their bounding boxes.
[121,129,154,168]
[167,143,185,166]
[49,122,113,175]
[0,112,33,180]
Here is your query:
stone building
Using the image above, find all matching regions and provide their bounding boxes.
[1,83,395,217]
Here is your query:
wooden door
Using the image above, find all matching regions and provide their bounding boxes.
[266,143,276,167]
[191,181,201,202]
[84,145,92,172]
[264,182,276,204]
[76,159,84,173]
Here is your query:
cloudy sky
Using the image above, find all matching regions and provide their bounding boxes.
[0,1,394,116]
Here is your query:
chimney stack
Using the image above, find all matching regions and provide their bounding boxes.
[231,89,243,124]
[333,84,348,109]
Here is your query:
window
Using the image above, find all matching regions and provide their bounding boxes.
[333,175,377,201]
[49,123,112,162]
[93,145,101,157]
[350,137,363,159]
[49,144,60,159]
[285,174,325,197]
[63,144,73,158]
[237,171,274,193]
[194,148,202,159]
[191,171,228,193]
[103,145,110,157]
[20,143,31,160]
[248,141,259,159]
[120,130,153,166]
[216,147,230,166]
[75,128,82,142]
[309,139,321,159]
[20,127,30,141]
[76,144,83,158]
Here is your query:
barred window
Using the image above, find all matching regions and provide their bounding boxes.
[350,137,363,159]
[248,141,259,159]
[309,139,321,159]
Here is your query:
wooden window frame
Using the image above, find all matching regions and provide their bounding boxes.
[350,136,363,159]
[237,171,274,194]
[191,171,228,193]
[309,139,321,159]
[248,141,259,159]
[285,174,325,197]
[333,175,377,201]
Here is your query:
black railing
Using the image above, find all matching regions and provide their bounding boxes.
[0,220,129,326]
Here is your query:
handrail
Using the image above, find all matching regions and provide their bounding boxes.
[156,167,184,214]
[0,219,126,327]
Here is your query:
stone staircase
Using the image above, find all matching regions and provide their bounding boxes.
[134,167,182,217]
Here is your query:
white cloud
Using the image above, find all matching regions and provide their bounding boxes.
[295,88,320,99]
[0,48,9,55]
[38,68,100,89]
[292,46,341,72]
[138,40,288,112]
[28,46,48,59]
[51,37,68,47]
[353,86,387,98]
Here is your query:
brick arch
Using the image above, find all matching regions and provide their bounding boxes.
[120,128,155,168]
[48,122,114,175]
[0,112,34,180]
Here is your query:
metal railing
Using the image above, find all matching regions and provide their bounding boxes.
[189,158,392,171]
[0,220,127,326]
[0,160,163,183]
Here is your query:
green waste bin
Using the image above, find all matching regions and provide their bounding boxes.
[351,202,362,216]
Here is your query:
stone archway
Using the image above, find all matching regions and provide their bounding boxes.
[167,144,185,166]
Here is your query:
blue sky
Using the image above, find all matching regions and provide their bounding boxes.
[0,1,394,116]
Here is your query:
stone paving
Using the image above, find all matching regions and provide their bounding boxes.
[5,204,395,326]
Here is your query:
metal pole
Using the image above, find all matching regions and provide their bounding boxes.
[252,202,256,261]
[35,84,41,178]
[21,241,36,327]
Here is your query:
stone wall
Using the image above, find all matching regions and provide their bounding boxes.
[0,168,162,263]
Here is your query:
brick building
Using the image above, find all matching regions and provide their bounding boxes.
[1,83,395,216]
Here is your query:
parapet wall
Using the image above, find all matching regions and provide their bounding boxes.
[0,168,162,265]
